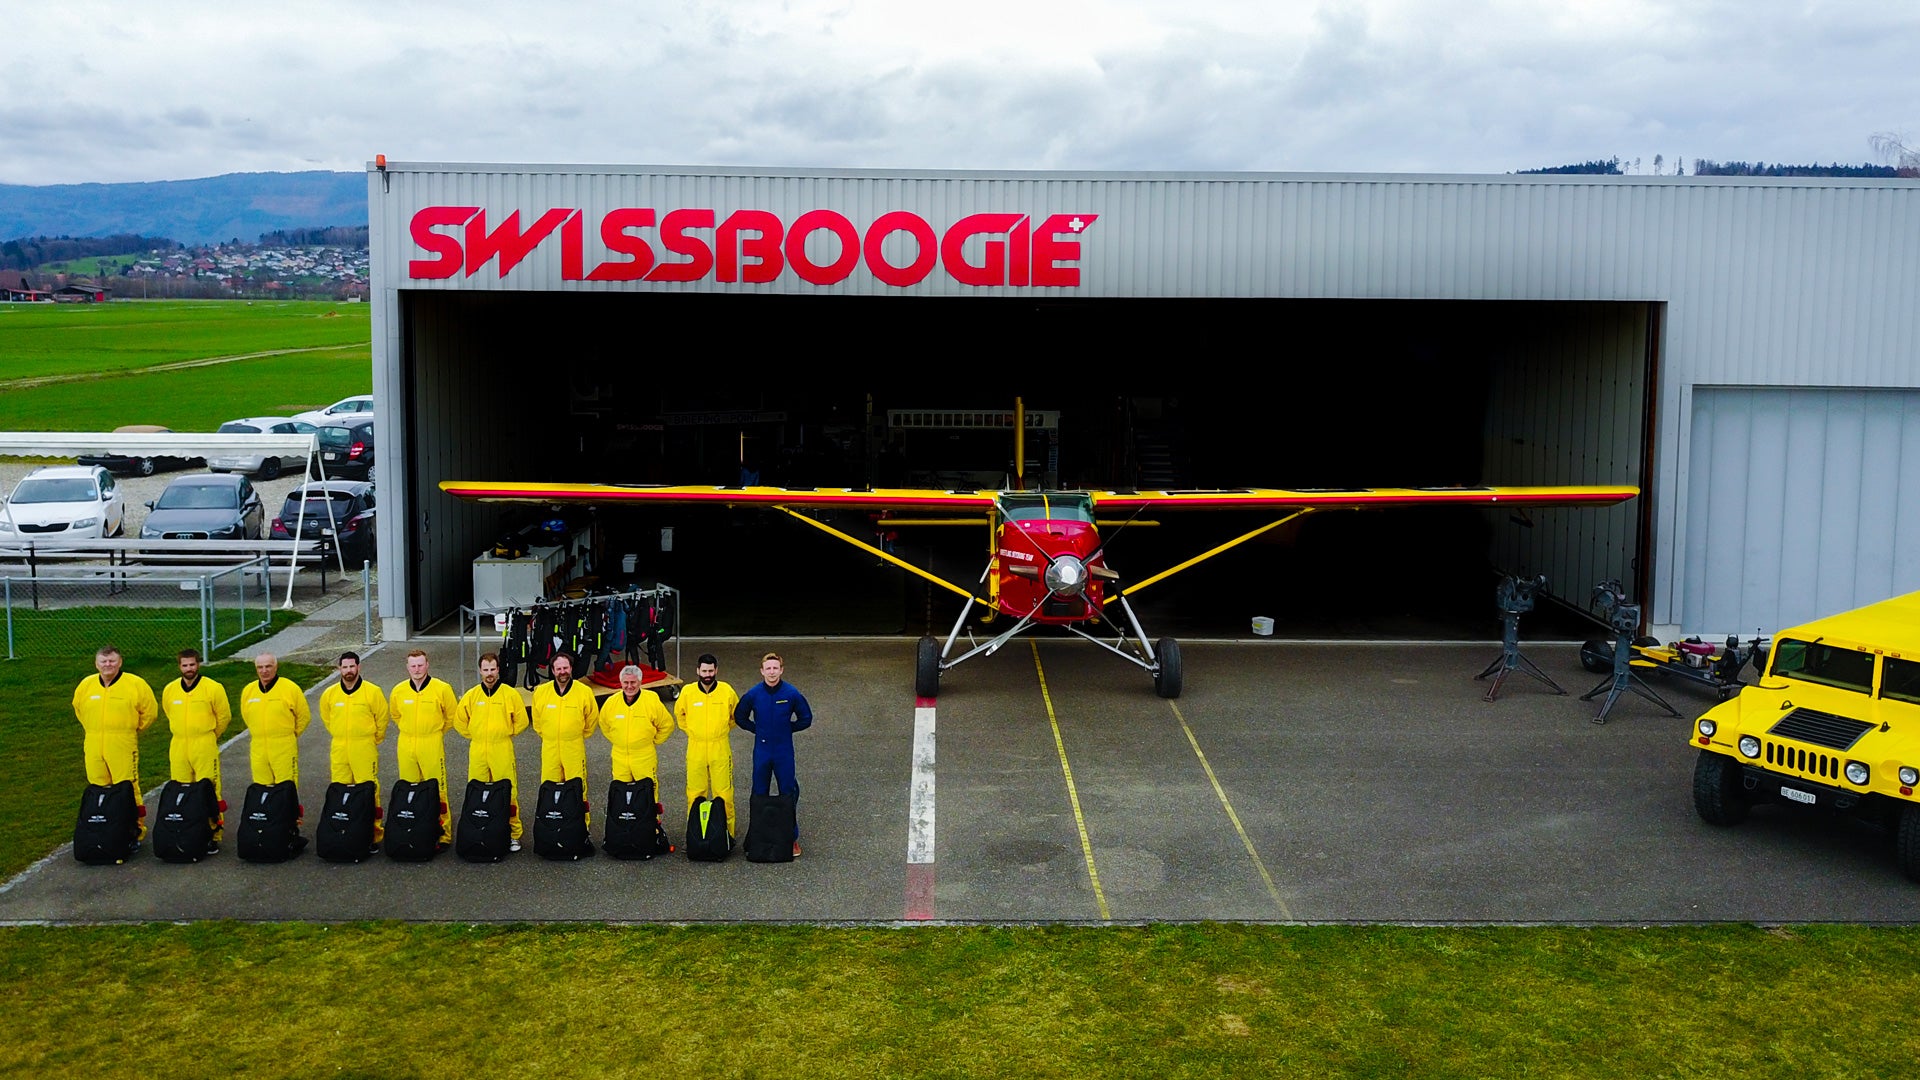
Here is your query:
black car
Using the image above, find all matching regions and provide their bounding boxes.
[78,425,204,478]
[139,473,264,540]
[272,480,376,565]
[312,421,375,481]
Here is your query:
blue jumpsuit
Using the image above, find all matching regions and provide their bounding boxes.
[734,680,812,839]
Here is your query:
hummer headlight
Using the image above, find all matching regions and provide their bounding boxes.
[1845,760,1870,786]
[1900,766,1918,787]
[1698,719,1717,738]
[1738,735,1761,759]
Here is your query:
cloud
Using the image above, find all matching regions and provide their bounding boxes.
[3,0,1916,183]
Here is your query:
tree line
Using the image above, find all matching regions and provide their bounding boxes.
[0,233,178,271]
[1519,158,1909,177]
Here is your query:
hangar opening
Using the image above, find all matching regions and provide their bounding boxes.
[398,290,1651,638]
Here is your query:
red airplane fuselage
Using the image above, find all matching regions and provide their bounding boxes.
[990,493,1111,624]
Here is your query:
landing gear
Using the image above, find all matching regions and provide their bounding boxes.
[1153,638,1183,699]
[915,636,941,699]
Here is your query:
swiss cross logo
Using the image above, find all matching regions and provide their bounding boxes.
[407,207,1099,288]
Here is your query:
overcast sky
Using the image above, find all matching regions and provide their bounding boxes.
[6,0,1916,185]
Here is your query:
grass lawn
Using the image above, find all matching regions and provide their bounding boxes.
[0,299,369,383]
[0,921,1916,1076]
[0,613,325,877]
[0,347,370,431]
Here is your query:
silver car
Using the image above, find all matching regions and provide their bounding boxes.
[207,417,316,480]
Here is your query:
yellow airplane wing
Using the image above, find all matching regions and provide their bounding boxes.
[438,480,999,512]
[1087,485,1639,512]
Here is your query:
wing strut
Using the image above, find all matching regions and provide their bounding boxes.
[773,506,981,602]
[1106,509,1319,603]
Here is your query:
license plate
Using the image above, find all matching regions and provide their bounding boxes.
[324,452,342,461]
[1781,786,1816,805]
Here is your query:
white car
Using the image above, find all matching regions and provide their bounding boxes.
[292,395,375,430]
[208,417,318,480]
[0,465,127,539]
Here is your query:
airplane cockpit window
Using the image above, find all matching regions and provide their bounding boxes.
[998,494,1094,523]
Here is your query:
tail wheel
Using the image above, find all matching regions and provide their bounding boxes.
[1692,750,1749,825]
[915,636,941,699]
[1154,638,1183,699]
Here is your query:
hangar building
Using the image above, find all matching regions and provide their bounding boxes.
[367,163,1919,642]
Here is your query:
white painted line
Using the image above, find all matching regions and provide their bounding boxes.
[907,704,935,865]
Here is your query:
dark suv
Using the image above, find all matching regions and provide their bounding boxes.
[272,480,376,566]
[313,421,375,481]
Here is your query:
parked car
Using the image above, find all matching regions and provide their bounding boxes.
[77,424,205,477]
[0,465,126,539]
[292,395,374,430]
[312,420,375,481]
[208,417,317,480]
[272,480,377,566]
[139,473,264,541]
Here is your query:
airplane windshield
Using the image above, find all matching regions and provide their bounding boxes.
[998,494,1093,523]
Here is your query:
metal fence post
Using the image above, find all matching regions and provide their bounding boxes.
[5,578,13,660]
[200,573,213,660]
[364,561,374,645]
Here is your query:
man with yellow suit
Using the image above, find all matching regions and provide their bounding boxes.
[531,653,598,823]
[456,652,530,851]
[389,649,460,850]
[318,651,389,849]
[240,652,311,832]
[161,648,231,849]
[598,663,676,792]
[73,645,160,839]
[675,652,740,836]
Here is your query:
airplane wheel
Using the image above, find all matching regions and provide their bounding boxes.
[915,636,940,699]
[1579,640,1613,674]
[1154,638,1183,699]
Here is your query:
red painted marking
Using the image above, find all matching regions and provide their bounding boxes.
[905,863,936,921]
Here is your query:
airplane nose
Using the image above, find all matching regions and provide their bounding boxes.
[1044,555,1089,597]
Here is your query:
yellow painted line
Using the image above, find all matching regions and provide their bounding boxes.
[1030,641,1110,920]
[1168,700,1293,920]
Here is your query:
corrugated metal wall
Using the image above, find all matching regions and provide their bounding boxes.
[369,166,1920,634]
[1483,302,1650,614]
[1683,388,1920,635]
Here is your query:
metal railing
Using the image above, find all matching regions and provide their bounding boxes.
[3,557,274,660]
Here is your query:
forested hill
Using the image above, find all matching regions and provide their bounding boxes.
[0,171,365,246]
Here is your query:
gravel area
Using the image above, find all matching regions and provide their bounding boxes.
[1,460,322,537]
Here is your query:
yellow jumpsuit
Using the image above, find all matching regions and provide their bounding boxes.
[599,688,676,788]
[242,677,312,787]
[675,680,740,834]
[319,680,389,843]
[531,680,599,824]
[390,677,460,844]
[456,682,530,840]
[73,672,159,839]
[162,675,231,840]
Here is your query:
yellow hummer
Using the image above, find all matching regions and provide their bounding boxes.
[1691,590,1920,880]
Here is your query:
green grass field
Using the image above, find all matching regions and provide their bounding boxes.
[0,347,370,431]
[0,616,322,877]
[1,921,1915,1076]
[0,299,369,383]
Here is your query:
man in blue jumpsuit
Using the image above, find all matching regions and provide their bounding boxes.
[733,651,812,857]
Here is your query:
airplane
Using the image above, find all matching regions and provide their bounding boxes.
[443,401,1637,699]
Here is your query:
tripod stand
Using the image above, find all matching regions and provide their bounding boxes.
[1579,581,1680,723]
[1475,574,1567,701]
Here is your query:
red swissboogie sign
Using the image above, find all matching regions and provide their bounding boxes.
[407,207,1099,288]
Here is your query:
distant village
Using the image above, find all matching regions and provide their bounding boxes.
[1,240,370,302]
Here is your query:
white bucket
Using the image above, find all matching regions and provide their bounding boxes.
[1250,616,1274,636]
